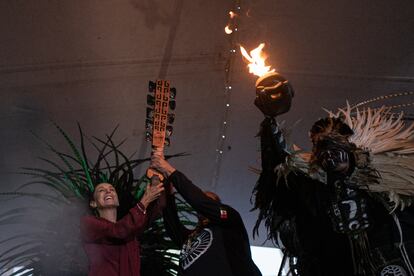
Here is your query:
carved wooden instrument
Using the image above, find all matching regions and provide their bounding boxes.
[145,80,176,183]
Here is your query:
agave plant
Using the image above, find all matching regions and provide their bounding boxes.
[0,123,195,276]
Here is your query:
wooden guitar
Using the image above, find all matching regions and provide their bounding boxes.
[145,79,176,184]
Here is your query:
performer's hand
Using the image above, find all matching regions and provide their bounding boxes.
[140,183,165,209]
[150,150,176,178]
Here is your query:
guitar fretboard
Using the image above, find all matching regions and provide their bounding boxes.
[152,80,170,148]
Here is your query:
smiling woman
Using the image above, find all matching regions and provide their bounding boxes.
[89,183,120,223]
[81,181,164,276]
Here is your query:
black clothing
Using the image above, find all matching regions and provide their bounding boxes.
[253,117,414,276]
[163,170,262,276]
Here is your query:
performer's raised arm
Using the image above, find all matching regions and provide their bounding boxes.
[251,73,301,238]
[151,150,239,225]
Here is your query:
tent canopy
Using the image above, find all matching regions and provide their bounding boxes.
[1,0,414,246]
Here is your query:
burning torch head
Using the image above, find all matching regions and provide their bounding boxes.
[254,72,294,117]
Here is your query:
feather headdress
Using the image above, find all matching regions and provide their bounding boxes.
[324,102,414,211]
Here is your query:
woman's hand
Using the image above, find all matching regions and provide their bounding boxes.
[140,183,165,209]
[150,148,176,178]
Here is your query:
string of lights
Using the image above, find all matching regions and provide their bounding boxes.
[210,1,242,190]
[352,91,414,108]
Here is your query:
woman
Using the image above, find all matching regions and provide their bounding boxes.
[81,181,164,276]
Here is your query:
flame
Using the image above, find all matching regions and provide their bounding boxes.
[224,25,233,34]
[240,43,275,77]
[229,11,236,18]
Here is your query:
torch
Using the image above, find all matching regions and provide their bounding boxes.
[240,43,294,117]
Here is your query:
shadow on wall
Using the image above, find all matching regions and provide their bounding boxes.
[129,0,176,29]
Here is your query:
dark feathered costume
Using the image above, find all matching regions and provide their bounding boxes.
[252,114,414,276]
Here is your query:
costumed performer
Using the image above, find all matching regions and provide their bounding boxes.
[150,148,262,276]
[251,72,414,276]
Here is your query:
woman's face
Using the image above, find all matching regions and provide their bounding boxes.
[90,183,119,209]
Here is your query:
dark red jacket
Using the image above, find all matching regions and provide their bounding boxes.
[80,205,147,276]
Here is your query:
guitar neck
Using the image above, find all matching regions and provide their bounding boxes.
[152,80,170,148]
[146,79,175,181]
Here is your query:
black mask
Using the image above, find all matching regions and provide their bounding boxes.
[318,148,350,173]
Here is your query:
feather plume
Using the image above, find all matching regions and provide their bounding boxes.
[327,104,414,210]
[329,103,414,154]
